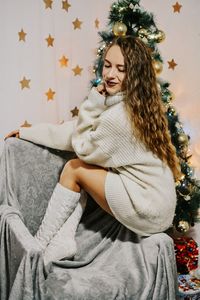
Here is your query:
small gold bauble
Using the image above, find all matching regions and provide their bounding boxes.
[137,28,148,38]
[178,133,189,145]
[176,220,190,233]
[113,22,127,37]
[175,174,185,187]
[156,30,166,43]
[179,145,188,159]
[119,7,126,13]
[137,28,149,43]
[148,33,157,41]
[169,91,175,101]
[152,60,163,75]
[147,30,166,43]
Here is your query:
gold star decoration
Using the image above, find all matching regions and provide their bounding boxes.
[168,59,178,70]
[20,76,31,89]
[172,2,182,13]
[59,55,69,67]
[18,29,27,42]
[20,120,32,128]
[43,0,53,9]
[45,34,54,47]
[72,18,82,30]
[45,88,56,101]
[95,19,100,29]
[72,65,83,76]
[62,0,71,12]
[70,106,79,117]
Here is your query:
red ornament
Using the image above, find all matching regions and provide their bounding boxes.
[173,237,199,274]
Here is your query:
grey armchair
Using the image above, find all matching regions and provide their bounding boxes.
[0,138,178,300]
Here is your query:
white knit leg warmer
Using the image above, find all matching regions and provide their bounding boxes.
[35,183,80,249]
[43,191,87,266]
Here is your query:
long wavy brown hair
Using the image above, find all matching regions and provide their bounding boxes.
[105,36,181,180]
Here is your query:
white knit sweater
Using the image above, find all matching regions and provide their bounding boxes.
[20,87,177,236]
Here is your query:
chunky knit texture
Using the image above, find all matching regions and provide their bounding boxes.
[20,87,177,236]
[35,183,80,249]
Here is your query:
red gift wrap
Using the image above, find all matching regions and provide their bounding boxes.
[173,237,199,274]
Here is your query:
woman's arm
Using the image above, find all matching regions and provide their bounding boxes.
[19,119,77,151]
[71,87,110,164]
[18,87,105,151]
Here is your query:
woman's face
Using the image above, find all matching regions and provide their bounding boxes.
[102,45,125,96]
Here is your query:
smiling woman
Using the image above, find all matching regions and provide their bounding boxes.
[1,34,180,299]
[102,44,125,95]
[5,35,180,267]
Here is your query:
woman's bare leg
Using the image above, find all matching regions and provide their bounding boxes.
[59,158,113,216]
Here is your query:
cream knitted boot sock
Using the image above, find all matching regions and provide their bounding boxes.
[43,192,87,266]
[35,183,80,249]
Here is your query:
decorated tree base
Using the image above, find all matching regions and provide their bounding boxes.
[173,237,198,274]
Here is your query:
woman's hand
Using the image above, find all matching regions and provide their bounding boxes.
[96,82,107,96]
[4,129,20,140]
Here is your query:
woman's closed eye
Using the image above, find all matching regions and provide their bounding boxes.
[104,64,125,72]
[118,67,125,72]
[104,64,111,68]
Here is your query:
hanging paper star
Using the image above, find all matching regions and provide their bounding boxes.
[72,18,82,30]
[43,0,53,9]
[72,65,83,76]
[18,29,27,42]
[95,19,100,29]
[168,59,178,70]
[20,77,31,89]
[45,34,54,47]
[172,2,182,13]
[20,120,32,128]
[70,106,79,117]
[62,0,71,12]
[45,88,56,101]
[59,55,69,67]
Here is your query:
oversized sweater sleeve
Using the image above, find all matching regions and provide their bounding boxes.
[19,119,77,151]
[71,88,111,166]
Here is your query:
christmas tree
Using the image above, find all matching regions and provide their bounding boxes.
[93,0,200,233]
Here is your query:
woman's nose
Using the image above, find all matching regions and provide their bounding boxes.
[107,68,117,78]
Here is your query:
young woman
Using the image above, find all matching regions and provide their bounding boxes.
[5,35,180,266]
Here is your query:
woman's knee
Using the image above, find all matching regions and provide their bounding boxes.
[60,159,81,181]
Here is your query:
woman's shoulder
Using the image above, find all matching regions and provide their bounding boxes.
[103,101,127,120]
[100,102,132,135]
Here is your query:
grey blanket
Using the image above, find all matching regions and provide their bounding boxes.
[0,138,178,300]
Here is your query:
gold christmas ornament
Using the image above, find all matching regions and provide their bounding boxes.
[113,22,127,36]
[179,145,188,159]
[152,60,163,75]
[147,30,166,43]
[169,91,175,101]
[176,220,190,233]
[178,133,189,145]
[137,28,148,43]
[148,32,157,41]
[137,28,148,38]
[156,30,166,43]
[119,7,126,13]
